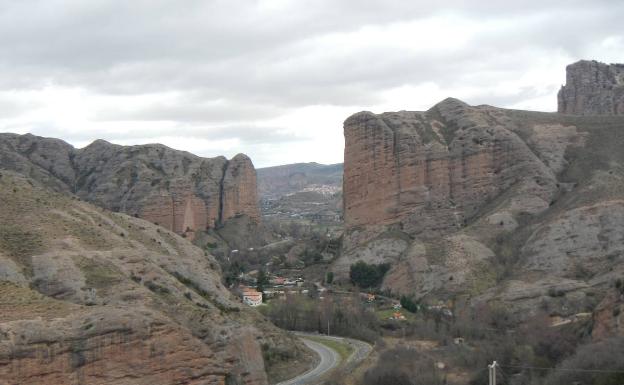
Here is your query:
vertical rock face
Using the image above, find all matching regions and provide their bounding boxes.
[558,60,624,115]
[343,98,557,238]
[0,134,261,239]
[222,154,261,223]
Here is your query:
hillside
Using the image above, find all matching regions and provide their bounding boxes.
[0,170,311,384]
[337,96,624,326]
[257,162,343,199]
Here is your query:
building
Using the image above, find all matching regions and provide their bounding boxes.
[242,288,263,306]
[390,311,406,321]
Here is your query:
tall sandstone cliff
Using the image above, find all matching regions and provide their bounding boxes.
[339,93,624,322]
[558,60,624,115]
[0,134,260,239]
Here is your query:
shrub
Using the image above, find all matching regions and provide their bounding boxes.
[400,295,419,313]
[144,280,170,294]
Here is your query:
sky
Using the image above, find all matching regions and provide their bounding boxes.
[1,1,623,167]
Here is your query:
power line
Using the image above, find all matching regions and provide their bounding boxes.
[500,364,624,374]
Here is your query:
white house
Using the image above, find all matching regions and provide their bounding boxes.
[242,288,263,306]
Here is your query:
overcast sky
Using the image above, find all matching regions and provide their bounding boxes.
[1,0,623,167]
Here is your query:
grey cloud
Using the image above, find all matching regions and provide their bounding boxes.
[92,98,285,123]
[0,0,623,164]
[0,98,34,118]
[23,121,305,146]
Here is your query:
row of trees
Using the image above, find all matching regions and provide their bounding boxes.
[259,292,380,342]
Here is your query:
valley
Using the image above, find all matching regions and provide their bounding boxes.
[1,59,624,385]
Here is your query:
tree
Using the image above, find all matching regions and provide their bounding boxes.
[349,261,390,289]
[326,271,334,284]
[256,268,269,294]
[400,295,419,313]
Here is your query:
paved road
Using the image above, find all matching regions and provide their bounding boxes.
[276,338,340,385]
[276,333,372,385]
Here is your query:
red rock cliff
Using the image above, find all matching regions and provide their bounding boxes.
[222,153,261,223]
[343,98,557,237]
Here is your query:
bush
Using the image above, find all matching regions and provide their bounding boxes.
[144,280,170,294]
[349,261,390,289]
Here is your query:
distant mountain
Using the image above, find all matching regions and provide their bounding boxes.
[257,162,343,199]
[257,163,344,225]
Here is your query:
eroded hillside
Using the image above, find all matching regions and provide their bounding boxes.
[337,97,624,324]
[0,171,310,385]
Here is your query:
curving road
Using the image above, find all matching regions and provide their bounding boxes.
[276,333,372,385]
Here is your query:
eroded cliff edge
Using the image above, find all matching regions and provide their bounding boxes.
[558,60,624,115]
[0,135,260,240]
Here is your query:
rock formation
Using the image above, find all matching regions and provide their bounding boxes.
[222,154,261,223]
[558,60,624,115]
[343,98,559,237]
[0,135,260,240]
[0,171,309,384]
[338,88,624,323]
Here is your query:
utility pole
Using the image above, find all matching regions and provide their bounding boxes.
[488,361,498,385]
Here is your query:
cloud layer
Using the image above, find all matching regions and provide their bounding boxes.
[1,0,623,166]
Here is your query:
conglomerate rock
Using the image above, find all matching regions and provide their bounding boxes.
[558,60,624,115]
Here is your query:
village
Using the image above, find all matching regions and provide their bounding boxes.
[231,269,458,324]
[233,270,317,307]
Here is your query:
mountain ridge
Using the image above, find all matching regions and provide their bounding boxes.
[0,132,260,240]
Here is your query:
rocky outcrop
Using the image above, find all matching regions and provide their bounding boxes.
[338,89,624,320]
[0,134,260,239]
[0,171,309,385]
[0,303,231,385]
[592,289,624,341]
[222,154,261,223]
[343,98,559,238]
[558,60,624,115]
